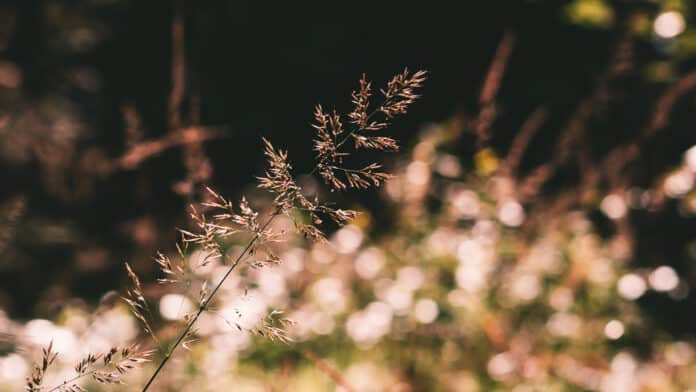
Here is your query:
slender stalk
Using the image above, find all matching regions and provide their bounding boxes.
[141,214,278,391]
[45,371,97,392]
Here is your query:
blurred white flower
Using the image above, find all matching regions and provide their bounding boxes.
[457,238,488,266]
[345,302,393,347]
[488,352,516,380]
[450,188,480,219]
[257,268,287,299]
[332,225,364,254]
[601,194,627,220]
[354,247,385,280]
[685,145,696,172]
[665,342,694,366]
[498,200,525,227]
[548,287,574,311]
[365,301,393,331]
[617,274,647,300]
[601,353,638,392]
[664,169,694,198]
[413,299,439,324]
[472,220,499,244]
[588,258,615,285]
[406,160,430,186]
[525,241,562,274]
[648,266,679,292]
[281,248,306,274]
[436,154,462,178]
[86,307,138,349]
[604,320,624,340]
[160,293,195,321]
[456,265,486,293]
[0,354,28,380]
[447,289,477,309]
[397,266,425,291]
[384,283,413,315]
[312,278,348,315]
[218,293,267,332]
[209,329,251,355]
[345,362,383,391]
[654,11,685,38]
[427,228,461,255]
[190,249,219,275]
[385,176,403,200]
[309,311,335,335]
[311,241,337,265]
[508,274,541,303]
[24,320,77,357]
[547,312,581,338]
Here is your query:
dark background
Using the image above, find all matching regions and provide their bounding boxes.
[0,0,695,337]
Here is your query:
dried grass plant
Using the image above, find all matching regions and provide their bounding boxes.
[27,69,426,391]
[26,341,152,392]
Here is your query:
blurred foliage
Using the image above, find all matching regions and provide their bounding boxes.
[563,0,616,29]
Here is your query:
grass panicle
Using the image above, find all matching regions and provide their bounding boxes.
[29,69,426,392]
